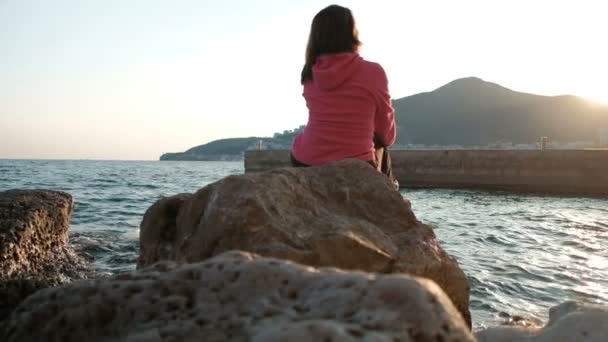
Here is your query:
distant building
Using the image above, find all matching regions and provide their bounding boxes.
[599,128,608,147]
[540,136,548,150]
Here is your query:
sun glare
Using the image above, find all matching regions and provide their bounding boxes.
[584,95,608,106]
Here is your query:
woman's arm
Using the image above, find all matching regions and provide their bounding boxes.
[374,65,396,147]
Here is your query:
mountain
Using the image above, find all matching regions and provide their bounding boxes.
[160,78,608,160]
[393,77,608,146]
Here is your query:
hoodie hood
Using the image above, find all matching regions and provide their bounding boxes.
[312,53,362,91]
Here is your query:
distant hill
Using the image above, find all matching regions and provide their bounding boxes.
[393,77,608,146]
[160,78,608,160]
[160,138,266,161]
[159,127,304,161]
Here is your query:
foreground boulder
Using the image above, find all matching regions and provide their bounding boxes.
[2,251,475,341]
[476,301,608,342]
[139,159,471,326]
[0,190,88,322]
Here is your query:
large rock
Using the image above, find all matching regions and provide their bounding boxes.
[2,251,475,341]
[476,301,608,342]
[139,159,471,326]
[0,190,88,322]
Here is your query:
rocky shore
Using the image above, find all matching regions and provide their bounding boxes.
[3,251,475,341]
[0,190,90,323]
[0,161,606,341]
[138,159,471,326]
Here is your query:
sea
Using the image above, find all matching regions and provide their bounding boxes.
[1,159,607,329]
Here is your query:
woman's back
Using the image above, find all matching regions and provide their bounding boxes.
[292,53,395,166]
[291,4,396,169]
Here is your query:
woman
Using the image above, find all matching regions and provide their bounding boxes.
[290,4,398,187]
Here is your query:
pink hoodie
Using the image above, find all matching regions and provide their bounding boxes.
[291,53,396,166]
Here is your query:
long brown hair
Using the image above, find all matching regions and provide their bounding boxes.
[301,5,361,84]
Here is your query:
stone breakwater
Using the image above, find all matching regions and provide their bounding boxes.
[0,161,606,341]
[245,149,608,196]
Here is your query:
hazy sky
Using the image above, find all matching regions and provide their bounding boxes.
[1,0,607,160]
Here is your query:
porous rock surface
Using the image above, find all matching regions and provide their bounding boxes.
[0,190,88,322]
[139,159,471,325]
[476,301,608,342]
[2,251,475,342]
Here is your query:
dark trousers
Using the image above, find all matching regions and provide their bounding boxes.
[290,134,397,187]
[373,135,397,186]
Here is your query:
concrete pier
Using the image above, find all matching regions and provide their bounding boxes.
[245,149,608,196]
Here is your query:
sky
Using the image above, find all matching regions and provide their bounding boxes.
[1,0,607,160]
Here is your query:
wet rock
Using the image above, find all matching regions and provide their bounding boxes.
[3,251,475,342]
[476,301,608,342]
[138,193,192,267]
[0,190,88,323]
[139,159,471,326]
